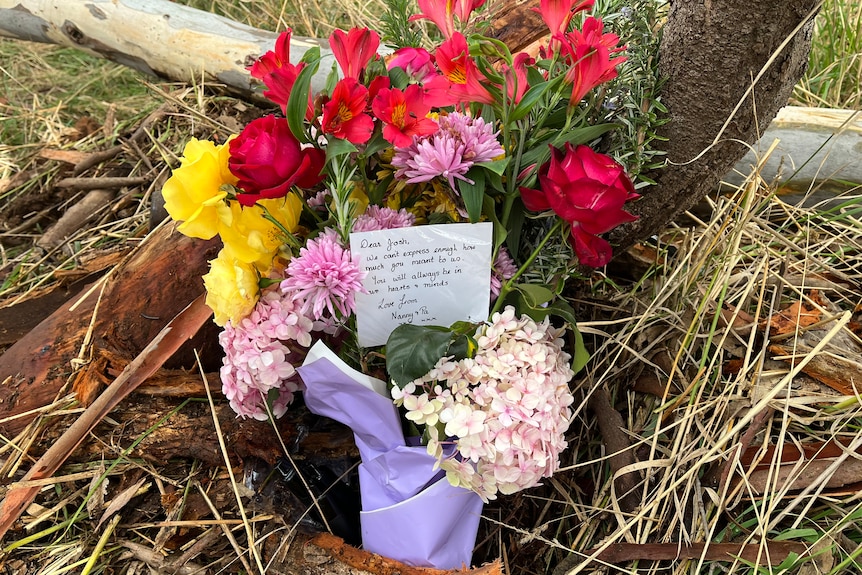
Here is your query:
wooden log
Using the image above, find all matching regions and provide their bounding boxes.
[0,0,334,98]
[0,222,221,438]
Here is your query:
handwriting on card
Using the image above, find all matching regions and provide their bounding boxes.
[351,223,493,348]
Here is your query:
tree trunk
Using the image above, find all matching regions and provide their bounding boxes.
[609,0,820,250]
[0,0,334,97]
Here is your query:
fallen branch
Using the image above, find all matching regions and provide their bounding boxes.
[0,222,221,437]
[588,388,640,513]
[586,541,809,564]
[305,533,503,575]
[54,176,149,190]
[0,0,333,98]
[36,189,116,250]
[0,294,213,539]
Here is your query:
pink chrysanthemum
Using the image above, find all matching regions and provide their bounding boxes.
[307,189,329,210]
[353,206,416,232]
[437,112,504,164]
[490,247,518,299]
[280,229,367,320]
[391,112,503,191]
[219,289,315,420]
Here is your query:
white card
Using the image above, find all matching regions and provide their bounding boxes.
[351,222,493,348]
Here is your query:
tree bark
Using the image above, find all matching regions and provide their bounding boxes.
[0,0,334,97]
[609,0,820,251]
[0,222,221,438]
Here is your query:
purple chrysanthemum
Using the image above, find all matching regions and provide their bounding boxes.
[353,205,416,232]
[391,112,504,191]
[280,229,367,320]
[490,247,518,299]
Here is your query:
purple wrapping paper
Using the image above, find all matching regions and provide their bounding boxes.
[298,341,484,570]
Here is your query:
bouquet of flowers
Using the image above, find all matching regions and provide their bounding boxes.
[161,0,639,567]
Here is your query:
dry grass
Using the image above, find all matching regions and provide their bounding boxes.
[552,160,862,573]
[2,1,862,574]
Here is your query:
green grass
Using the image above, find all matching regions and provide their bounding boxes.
[793,0,862,109]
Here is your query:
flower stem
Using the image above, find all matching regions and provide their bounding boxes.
[259,200,302,251]
[491,218,563,315]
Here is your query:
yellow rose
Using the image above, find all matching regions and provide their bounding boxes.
[162,138,237,239]
[217,194,303,273]
[203,250,259,326]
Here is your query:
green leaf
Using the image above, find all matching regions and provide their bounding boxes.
[285,47,321,142]
[481,196,508,250]
[325,137,358,165]
[551,123,618,149]
[324,61,340,94]
[386,325,454,388]
[570,323,589,374]
[509,80,557,122]
[362,130,391,158]
[504,199,525,255]
[448,333,477,360]
[475,157,509,176]
[388,66,410,89]
[458,167,485,223]
[513,283,555,308]
[773,529,819,541]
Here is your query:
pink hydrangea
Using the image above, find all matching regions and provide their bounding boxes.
[391,306,575,500]
[391,111,504,191]
[280,229,367,320]
[352,205,416,232]
[219,289,315,420]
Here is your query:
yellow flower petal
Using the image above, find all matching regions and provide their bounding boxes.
[162,138,238,239]
[203,250,260,326]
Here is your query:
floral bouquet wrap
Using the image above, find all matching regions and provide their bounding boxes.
[161,0,638,568]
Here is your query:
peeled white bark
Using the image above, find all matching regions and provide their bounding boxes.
[0,0,335,97]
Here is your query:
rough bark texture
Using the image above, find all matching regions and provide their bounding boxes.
[609,0,820,251]
[0,0,334,97]
[0,223,221,438]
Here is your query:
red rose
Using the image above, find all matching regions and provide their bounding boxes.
[229,115,325,206]
[519,143,638,267]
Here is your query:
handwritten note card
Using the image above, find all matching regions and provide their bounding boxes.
[351,223,493,348]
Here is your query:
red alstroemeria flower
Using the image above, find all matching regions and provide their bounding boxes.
[329,27,380,80]
[249,29,312,117]
[534,0,594,36]
[321,78,375,144]
[372,85,438,147]
[557,17,626,103]
[519,143,638,267]
[367,75,391,104]
[501,52,535,104]
[411,0,487,39]
[435,32,495,105]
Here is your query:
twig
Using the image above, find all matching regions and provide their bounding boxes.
[54,176,148,190]
[587,388,640,514]
[72,103,174,176]
[36,189,115,250]
[0,295,212,539]
[586,541,808,564]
